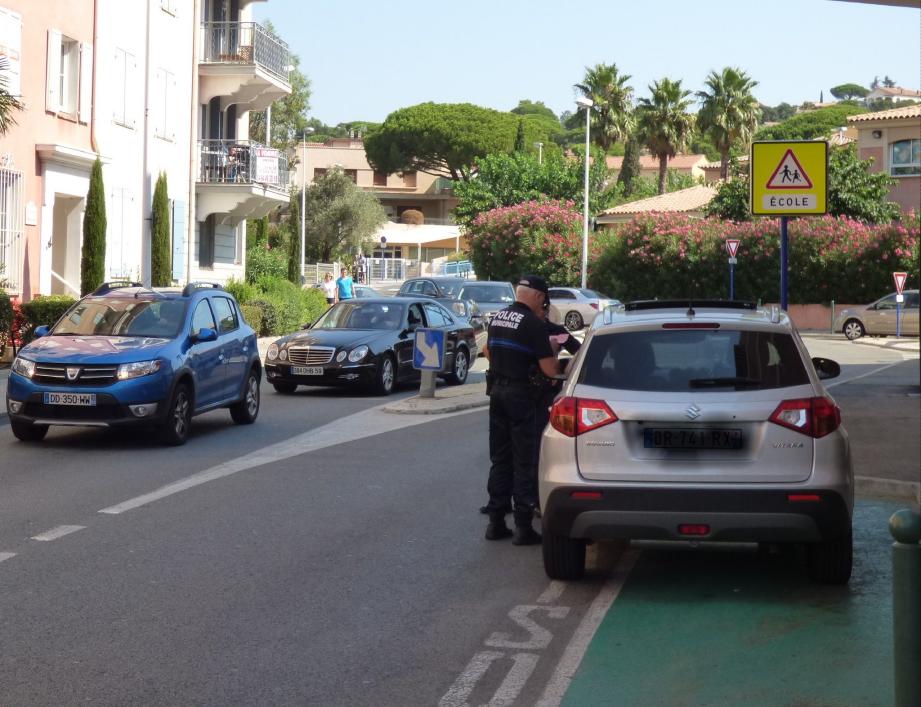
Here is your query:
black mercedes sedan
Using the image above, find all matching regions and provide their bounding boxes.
[263,297,477,395]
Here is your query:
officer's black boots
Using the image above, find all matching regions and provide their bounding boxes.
[512,525,542,546]
[485,519,513,540]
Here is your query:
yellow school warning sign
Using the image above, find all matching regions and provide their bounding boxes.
[751,141,828,215]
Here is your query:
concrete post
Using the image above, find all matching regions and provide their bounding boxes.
[889,509,921,707]
[419,370,436,398]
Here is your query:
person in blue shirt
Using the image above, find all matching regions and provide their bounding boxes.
[336,268,355,300]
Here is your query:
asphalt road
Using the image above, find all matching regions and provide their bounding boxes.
[0,336,916,706]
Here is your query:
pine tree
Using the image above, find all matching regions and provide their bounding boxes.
[80,158,107,295]
[514,118,526,153]
[150,172,171,286]
[287,188,301,284]
[617,137,641,197]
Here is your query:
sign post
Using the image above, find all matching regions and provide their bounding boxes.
[726,239,740,300]
[894,271,908,338]
[751,141,828,311]
[413,328,445,398]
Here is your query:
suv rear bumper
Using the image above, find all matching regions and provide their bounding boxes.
[543,487,851,543]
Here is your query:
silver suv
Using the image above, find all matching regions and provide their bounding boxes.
[539,300,853,584]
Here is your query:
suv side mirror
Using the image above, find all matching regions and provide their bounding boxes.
[34,325,50,338]
[193,327,218,343]
[812,357,840,380]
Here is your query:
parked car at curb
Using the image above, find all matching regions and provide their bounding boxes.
[397,276,488,352]
[539,300,853,585]
[834,290,919,340]
[548,287,619,330]
[455,281,516,322]
[5,282,261,445]
[264,297,476,395]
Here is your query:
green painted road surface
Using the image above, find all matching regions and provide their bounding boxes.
[564,500,900,707]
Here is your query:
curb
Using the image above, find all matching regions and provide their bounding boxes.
[382,395,489,415]
[855,475,920,504]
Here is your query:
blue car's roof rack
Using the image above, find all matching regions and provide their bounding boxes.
[182,281,224,296]
[91,281,144,295]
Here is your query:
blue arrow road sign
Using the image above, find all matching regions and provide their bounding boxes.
[413,328,445,370]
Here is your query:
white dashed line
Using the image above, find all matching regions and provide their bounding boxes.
[31,525,85,542]
[0,552,16,562]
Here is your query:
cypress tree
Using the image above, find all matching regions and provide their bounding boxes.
[514,118,526,153]
[81,157,106,295]
[617,136,641,197]
[287,188,301,284]
[150,172,171,286]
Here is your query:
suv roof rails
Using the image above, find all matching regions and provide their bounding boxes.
[91,281,144,295]
[623,299,757,312]
[182,281,224,296]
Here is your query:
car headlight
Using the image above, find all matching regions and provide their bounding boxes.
[336,350,347,363]
[279,348,288,361]
[267,343,279,361]
[11,356,35,379]
[348,345,369,362]
[117,360,162,380]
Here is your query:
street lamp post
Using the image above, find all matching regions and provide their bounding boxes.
[300,127,314,284]
[534,141,544,165]
[576,96,593,289]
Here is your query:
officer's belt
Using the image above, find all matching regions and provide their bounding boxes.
[490,374,530,387]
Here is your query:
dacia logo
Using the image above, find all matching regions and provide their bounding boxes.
[66,367,81,382]
[685,404,701,420]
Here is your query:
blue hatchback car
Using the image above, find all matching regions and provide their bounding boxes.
[6,282,261,445]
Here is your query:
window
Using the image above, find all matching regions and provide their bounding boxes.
[423,303,449,327]
[402,171,417,188]
[111,48,137,128]
[344,169,358,183]
[875,294,898,310]
[45,30,91,121]
[160,0,178,15]
[890,139,920,176]
[313,167,327,181]
[191,299,216,336]
[0,166,24,294]
[153,68,176,141]
[904,292,919,309]
[373,170,387,186]
[211,296,238,334]
[199,215,215,269]
[549,289,576,300]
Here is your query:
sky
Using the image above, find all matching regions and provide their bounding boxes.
[253,0,921,126]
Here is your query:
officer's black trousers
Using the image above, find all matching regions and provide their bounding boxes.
[486,385,539,526]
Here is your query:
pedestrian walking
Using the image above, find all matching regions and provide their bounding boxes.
[336,268,355,301]
[320,272,337,305]
[482,275,559,546]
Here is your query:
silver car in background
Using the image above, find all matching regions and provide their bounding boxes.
[548,287,619,331]
[539,300,853,584]
[834,290,919,340]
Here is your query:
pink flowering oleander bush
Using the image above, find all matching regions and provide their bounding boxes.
[590,213,920,304]
[466,200,583,285]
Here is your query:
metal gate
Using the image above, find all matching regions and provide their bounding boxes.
[0,167,24,294]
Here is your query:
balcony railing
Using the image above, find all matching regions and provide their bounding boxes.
[198,140,289,188]
[200,21,290,82]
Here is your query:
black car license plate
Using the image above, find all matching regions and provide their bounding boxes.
[644,428,742,450]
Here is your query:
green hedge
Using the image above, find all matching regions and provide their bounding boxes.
[20,295,77,343]
[589,214,920,304]
[238,304,263,335]
[229,276,328,336]
[0,289,12,348]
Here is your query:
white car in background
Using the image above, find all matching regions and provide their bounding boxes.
[548,287,619,330]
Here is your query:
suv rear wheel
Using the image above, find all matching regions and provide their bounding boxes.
[542,527,586,580]
[806,527,852,584]
[230,368,260,424]
[11,420,49,442]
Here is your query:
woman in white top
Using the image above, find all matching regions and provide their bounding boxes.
[320,272,338,305]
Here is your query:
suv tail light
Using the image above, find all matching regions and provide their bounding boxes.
[769,397,841,438]
[590,302,599,310]
[550,397,618,437]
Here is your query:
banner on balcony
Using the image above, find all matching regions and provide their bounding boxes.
[254,148,280,184]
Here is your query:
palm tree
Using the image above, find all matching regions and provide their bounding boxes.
[697,67,761,180]
[636,78,695,195]
[574,63,633,152]
[0,57,22,136]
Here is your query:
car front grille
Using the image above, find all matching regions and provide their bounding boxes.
[32,363,119,386]
[23,401,126,421]
[287,346,335,366]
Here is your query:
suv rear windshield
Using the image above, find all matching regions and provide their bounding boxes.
[53,298,188,338]
[578,329,810,391]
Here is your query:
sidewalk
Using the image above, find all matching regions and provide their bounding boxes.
[0,367,7,419]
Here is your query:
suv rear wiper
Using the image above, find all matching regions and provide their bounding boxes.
[689,377,762,388]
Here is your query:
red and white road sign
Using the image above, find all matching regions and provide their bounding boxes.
[893,271,908,294]
[766,149,814,189]
[725,239,740,258]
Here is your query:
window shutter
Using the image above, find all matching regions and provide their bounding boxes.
[128,54,138,128]
[45,29,61,112]
[78,41,92,124]
[172,199,186,281]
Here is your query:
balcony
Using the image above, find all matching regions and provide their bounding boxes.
[196,140,290,224]
[199,22,291,112]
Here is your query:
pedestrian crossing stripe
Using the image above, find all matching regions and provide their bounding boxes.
[766,149,813,189]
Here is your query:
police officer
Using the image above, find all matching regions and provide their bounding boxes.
[482,275,559,545]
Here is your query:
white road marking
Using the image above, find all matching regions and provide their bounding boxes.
[534,549,640,707]
[536,581,565,605]
[439,650,504,707]
[31,525,85,542]
[0,552,16,562]
[487,652,540,707]
[826,360,907,388]
[98,405,479,515]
